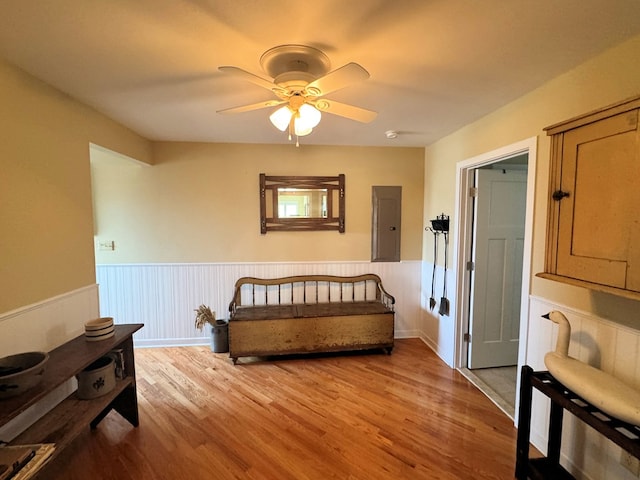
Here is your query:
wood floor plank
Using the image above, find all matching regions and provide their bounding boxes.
[42,339,518,479]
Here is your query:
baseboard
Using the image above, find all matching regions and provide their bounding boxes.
[134,337,210,348]
[416,332,454,367]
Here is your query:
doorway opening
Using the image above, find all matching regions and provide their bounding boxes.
[452,137,537,423]
[89,143,148,268]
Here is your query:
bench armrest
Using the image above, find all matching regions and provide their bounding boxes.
[378,283,395,311]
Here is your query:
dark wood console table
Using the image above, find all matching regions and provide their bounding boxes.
[0,324,143,477]
[516,365,640,479]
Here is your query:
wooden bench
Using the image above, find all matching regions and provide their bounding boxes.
[0,324,142,478]
[227,274,395,364]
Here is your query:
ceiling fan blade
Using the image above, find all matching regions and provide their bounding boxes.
[312,99,377,123]
[305,63,370,97]
[217,99,284,114]
[218,66,278,92]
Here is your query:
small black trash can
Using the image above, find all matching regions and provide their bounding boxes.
[211,319,229,353]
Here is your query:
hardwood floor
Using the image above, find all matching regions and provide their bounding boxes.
[45,339,518,479]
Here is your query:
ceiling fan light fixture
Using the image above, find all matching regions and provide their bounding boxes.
[296,103,321,130]
[294,124,313,137]
[292,103,321,137]
[272,103,321,137]
[269,106,293,131]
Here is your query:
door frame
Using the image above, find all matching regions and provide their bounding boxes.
[452,137,537,422]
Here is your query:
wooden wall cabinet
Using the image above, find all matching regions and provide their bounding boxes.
[539,95,640,300]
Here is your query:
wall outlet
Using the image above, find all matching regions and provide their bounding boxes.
[620,450,640,476]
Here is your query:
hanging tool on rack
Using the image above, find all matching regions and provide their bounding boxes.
[439,229,450,316]
[427,214,450,315]
[426,213,449,316]
[429,228,438,310]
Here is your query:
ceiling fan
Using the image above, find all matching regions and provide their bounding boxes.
[217,45,377,141]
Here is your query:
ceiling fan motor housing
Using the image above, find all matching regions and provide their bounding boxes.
[260,45,331,90]
[274,71,316,91]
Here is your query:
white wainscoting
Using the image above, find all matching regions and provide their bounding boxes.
[418,260,456,367]
[528,296,640,480]
[0,285,100,355]
[96,261,422,347]
[0,285,100,441]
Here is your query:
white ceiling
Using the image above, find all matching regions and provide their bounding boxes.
[1,0,640,147]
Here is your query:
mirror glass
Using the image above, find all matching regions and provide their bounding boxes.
[277,188,328,218]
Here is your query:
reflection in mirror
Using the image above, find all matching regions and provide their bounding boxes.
[277,188,328,218]
[260,174,345,233]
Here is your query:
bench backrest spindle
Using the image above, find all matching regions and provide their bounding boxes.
[229,274,395,314]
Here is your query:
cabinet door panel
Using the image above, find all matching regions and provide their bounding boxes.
[556,110,639,289]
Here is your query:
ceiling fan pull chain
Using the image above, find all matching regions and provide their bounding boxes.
[288,115,294,142]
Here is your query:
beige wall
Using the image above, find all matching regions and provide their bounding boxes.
[93,142,424,264]
[0,59,152,314]
[422,36,640,476]
[423,33,640,330]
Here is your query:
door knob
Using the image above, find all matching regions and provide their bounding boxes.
[552,190,570,201]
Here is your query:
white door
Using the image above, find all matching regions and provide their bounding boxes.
[468,168,527,369]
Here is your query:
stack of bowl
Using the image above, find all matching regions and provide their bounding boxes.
[84,317,115,342]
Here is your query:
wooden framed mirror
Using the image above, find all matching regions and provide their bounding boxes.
[259,174,345,233]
